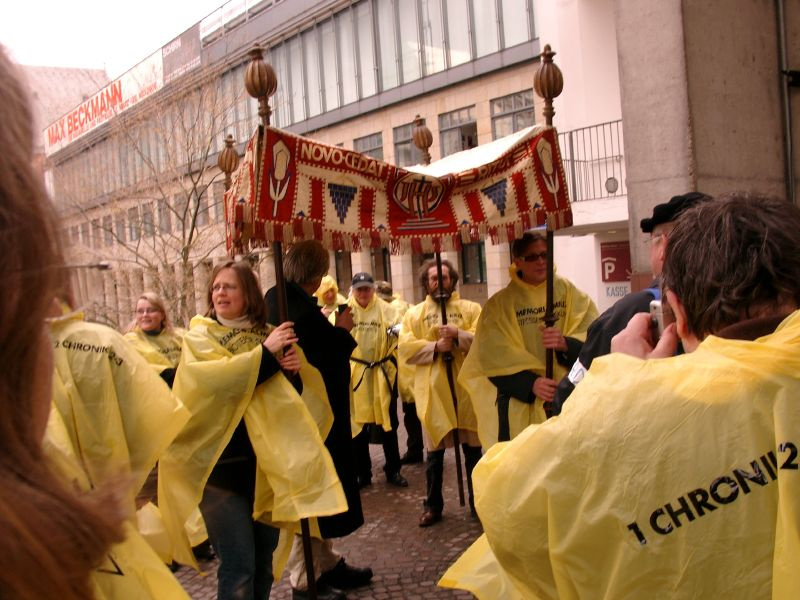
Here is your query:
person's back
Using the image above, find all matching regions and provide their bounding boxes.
[442,192,800,599]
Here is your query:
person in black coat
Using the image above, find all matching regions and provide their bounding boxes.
[265,240,372,600]
[553,192,711,412]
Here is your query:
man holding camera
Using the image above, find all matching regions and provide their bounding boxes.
[348,272,407,489]
[553,192,711,411]
[443,192,800,598]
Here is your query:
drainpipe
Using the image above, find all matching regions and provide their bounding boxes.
[776,0,796,204]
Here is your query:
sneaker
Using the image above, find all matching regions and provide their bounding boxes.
[318,558,373,589]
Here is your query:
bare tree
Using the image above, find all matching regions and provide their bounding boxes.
[52,62,251,328]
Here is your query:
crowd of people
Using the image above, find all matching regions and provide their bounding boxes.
[2,41,797,600]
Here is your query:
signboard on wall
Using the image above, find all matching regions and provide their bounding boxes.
[163,24,202,85]
[44,51,164,155]
[601,241,631,300]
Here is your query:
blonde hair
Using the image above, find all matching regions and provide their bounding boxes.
[125,291,173,333]
[0,46,124,599]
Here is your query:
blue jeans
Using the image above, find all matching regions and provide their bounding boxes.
[200,485,280,600]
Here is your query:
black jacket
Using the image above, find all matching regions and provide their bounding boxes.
[266,282,363,538]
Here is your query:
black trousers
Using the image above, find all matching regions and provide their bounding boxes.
[353,393,401,479]
[402,400,424,457]
[424,443,482,512]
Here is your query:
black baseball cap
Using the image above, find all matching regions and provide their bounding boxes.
[352,272,375,289]
[640,192,712,233]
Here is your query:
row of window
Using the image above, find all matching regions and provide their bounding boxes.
[264,0,535,128]
[66,183,226,249]
[353,89,534,166]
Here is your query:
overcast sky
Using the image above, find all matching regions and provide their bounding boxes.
[1,0,225,78]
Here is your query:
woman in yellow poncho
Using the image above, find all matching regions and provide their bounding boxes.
[313,274,348,318]
[124,292,185,387]
[158,261,346,600]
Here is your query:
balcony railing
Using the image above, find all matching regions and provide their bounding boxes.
[558,120,626,203]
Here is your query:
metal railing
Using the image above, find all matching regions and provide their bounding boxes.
[558,120,626,202]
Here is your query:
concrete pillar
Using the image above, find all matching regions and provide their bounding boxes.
[485,240,511,298]
[390,254,415,305]
[614,0,787,286]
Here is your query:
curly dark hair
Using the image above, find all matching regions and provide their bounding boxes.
[418,258,459,294]
[662,192,800,338]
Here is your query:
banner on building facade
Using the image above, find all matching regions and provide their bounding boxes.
[225,124,572,254]
[44,51,164,155]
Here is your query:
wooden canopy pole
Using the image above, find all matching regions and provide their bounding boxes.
[412,115,466,507]
[244,44,318,600]
[533,45,564,417]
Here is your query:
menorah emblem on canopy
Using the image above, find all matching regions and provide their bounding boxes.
[392,171,449,231]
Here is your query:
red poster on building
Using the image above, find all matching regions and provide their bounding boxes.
[600,241,631,282]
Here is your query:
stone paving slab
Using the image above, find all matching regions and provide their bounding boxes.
[177,439,481,599]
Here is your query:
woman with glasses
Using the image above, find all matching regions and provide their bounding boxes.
[125,292,185,387]
[459,231,598,447]
[158,260,346,600]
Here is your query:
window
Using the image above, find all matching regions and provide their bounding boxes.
[128,206,140,241]
[141,204,155,237]
[174,195,189,231]
[501,0,531,48]
[355,1,376,97]
[473,1,499,57]
[460,241,486,284]
[213,181,227,222]
[115,212,126,244]
[102,215,113,246]
[196,189,209,227]
[398,0,421,83]
[420,0,445,75]
[303,28,322,117]
[80,222,90,246]
[288,36,306,122]
[334,251,352,292]
[439,105,477,157]
[376,0,399,90]
[321,18,340,111]
[158,199,172,233]
[91,218,102,249]
[354,132,384,160]
[370,247,391,282]
[393,121,424,167]
[491,89,535,139]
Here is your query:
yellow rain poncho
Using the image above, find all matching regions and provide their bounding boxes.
[349,295,400,433]
[389,293,411,318]
[314,274,347,313]
[158,316,347,569]
[441,310,800,599]
[398,293,482,447]
[459,265,597,447]
[46,311,191,599]
[124,326,186,371]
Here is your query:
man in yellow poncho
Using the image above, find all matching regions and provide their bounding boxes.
[314,274,348,318]
[399,259,482,526]
[441,192,800,599]
[377,280,423,465]
[348,272,408,488]
[46,306,192,600]
[459,231,597,447]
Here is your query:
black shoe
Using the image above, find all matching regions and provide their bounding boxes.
[292,583,346,600]
[318,558,373,589]
[400,451,423,465]
[385,471,408,487]
[356,474,372,489]
[192,540,215,561]
[419,508,442,527]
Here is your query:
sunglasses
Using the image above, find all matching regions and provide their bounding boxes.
[520,251,548,262]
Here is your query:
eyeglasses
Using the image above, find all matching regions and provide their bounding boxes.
[520,252,548,262]
[136,307,160,315]
[212,283,239,292]
[644,233,668,245]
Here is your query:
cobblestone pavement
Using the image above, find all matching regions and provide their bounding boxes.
[178,438,482,599]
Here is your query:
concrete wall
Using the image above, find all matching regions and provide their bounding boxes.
[615,0,794,282]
